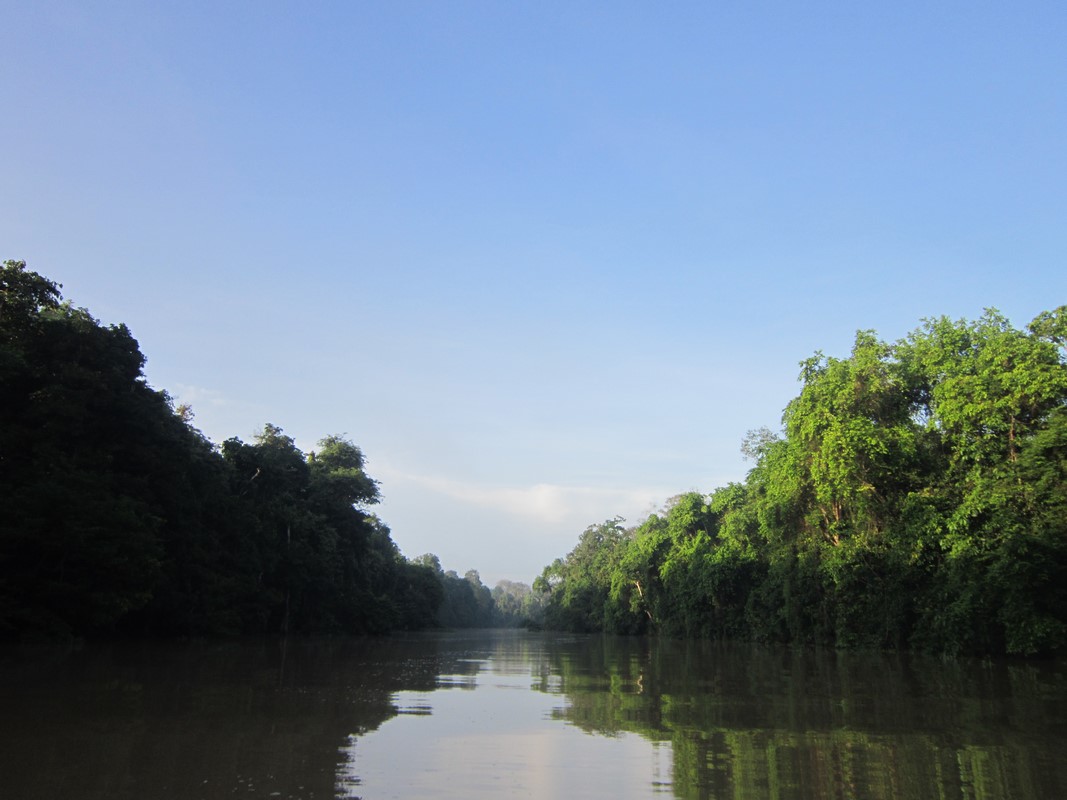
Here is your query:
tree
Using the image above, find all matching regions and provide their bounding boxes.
[0,260,451,639]
[537,306,1067,655]
[898,310,1067,653]
[491,580,535,627]
[1,263,165,635]
[0,259,60,333]
[541,518,627,632]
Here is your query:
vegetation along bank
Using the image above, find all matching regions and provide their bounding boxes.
[3,260,1065,655]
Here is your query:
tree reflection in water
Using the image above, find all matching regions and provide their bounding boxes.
[534,634,1067,799]
[1,631,1064,799]
[343,632,1067,800]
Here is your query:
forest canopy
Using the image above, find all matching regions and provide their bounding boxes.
[4,259,1065,655]
[535,306,1067,656]
[0,260,525,639]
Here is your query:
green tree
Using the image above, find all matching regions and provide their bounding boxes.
[899,310,1067,653]
[541,518,627,632]
[537,306,1067,655]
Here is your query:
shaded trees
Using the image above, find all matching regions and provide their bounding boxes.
[491,579,539,627]
[2,262,167,634]
[0,261,446,639]
[406,555,502,629]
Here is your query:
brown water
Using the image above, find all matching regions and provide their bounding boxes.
[0,630,1064,799]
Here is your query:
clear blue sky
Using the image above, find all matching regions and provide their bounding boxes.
[4,1,1065,586]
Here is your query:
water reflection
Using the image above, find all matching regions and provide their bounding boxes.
[0,632,1064,799]
[0,635,479,799]
[341,632,1067,799]
[338,632,673,799]
[535,636,1067,799]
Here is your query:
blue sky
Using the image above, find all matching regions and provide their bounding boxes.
[4,1,1066,585]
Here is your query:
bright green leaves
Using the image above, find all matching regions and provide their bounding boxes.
[541,518,629,632]
[892,310,1067,653]
[784,330,919,544]
[538,305,1067,655]
[900,309,1067,466]
[1029,305,1067,352]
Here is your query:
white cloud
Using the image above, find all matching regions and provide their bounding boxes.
[377,466,673,527]
[172,383,229,408]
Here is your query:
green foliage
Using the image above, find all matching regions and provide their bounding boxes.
[538,308,1067,656]
[540,518,628,632]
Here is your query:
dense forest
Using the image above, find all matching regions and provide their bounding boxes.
[535,306,1067,656]
[0,260,529,639]
[6,260,1066,655]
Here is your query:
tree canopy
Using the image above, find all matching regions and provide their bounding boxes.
[6,259,1064,654]
[537,308,1067,655]
[0,260,511,639]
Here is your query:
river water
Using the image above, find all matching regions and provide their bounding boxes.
[0,629,1064,799]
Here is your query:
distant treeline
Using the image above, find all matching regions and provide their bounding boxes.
[0,260,532,639]
[536,307,1067,656]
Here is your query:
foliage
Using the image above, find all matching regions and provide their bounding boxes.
[538,308,1067,655]
[0,261,462,638]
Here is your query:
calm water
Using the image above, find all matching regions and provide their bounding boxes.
[0,630,1064,799]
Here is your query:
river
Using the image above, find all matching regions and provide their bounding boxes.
[0,629,1064,799]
